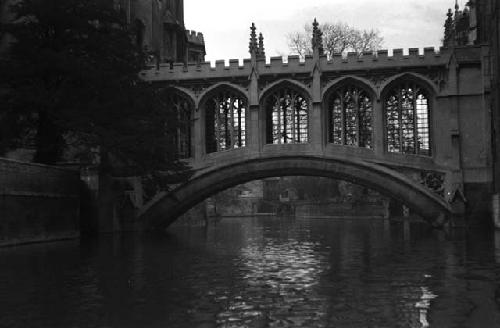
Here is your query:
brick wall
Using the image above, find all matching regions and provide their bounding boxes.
[0,158,81,246]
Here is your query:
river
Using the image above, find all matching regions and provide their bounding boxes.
[1,216,499,327]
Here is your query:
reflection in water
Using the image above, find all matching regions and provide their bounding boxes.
[0,217,499,327]
[217,239,328,327]
[496,231,500,264]
[416,285,438,328]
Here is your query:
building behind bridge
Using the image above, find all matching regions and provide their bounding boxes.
[113,0,205,64]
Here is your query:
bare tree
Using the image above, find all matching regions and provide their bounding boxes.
[287,21,384,59]
[288,30,313,58]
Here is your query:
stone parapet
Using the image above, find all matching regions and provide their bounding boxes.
[186,30,205,45]
[141,47,451,81]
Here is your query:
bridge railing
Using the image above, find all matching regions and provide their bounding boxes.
[141,47,449,80]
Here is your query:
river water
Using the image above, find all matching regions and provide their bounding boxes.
[1,217,500,328]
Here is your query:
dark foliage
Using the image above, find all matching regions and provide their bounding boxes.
[0,0,191,182]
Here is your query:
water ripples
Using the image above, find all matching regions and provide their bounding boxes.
[0,218,499,327]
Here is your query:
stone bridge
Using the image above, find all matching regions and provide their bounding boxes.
[138,22,492,229]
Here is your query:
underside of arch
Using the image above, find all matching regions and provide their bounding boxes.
[140,155,451,230]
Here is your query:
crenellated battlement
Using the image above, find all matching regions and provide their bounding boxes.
[141,47,451,81]
[186,30,205,45]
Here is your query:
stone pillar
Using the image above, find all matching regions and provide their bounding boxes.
[247,63,260,152]
[310,18,324,151]
[97,173,118,233]
[310,102,323,151]
[382,198,390,219]
[193,105,203,164]
[403,219,410,241]
[493,193,500,229]
[248,23,261,153]
[372,99,385,157]
[248,105,260,152]
[310,56,323,150]
[80,166,99,233]
[495,230,500,264]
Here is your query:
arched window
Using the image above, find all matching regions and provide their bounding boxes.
[205,90,246,153]
[265,87,309,144]
[164,91,192,159]
[328,85,373,148]
[385,82,431,156]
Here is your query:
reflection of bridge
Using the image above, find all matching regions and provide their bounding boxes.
[139,22,492,229]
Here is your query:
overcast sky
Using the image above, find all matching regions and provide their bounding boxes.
[184,0,465,63]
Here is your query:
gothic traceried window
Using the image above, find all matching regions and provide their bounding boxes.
[205,91,246,153]
[265,88,309,144]
[385,82,431,156]
[328,86,373,148]
[164,91,192,159]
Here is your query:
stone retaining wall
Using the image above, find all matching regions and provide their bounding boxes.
[0,158,80,246]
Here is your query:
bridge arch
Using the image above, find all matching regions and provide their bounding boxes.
[140,155,451,230]
[259,79,311,103]
[198,82,248,108]
[380,72,438,97]
[322,75,378,101]
[159,86,196,108]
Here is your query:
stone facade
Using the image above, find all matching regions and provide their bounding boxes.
[485,0,500,226]
[114,0,205,64]
[452,0,500,225]
[1,1,205,64]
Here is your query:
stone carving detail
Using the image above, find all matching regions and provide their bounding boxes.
[233,80,251,90]
[423,69,446,91]
[392,167,445,198]
[190,85,206,97]
[419,171,445,197]
[367,74,389,88]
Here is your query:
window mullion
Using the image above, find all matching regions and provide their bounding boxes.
[278,94,282,144]
[398,88,403,153]
[355,91,360,147]
[229,97,235,149]
[174,97,181,155]
[237,100,242,147]
[341,90,346,145]
[291,92,297,143]
[215,98,221,151]
[412,87,419,154]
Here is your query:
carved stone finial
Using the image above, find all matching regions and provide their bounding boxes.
[249,23,258,55]
[447,7,453,19]
[313,18,319,30]
[311,18,324,56]
[258,33,265,59]
[444,8,454,47]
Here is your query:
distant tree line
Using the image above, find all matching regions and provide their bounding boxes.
[288,21,383,59]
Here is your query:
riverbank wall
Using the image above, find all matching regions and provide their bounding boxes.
[294,202,387,218]
[0,158,81,246]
